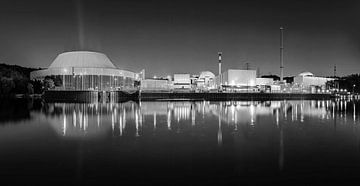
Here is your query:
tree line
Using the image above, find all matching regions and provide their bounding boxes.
[0,64,59,97]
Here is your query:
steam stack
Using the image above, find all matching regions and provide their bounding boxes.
[218,52,222,86]
[218,52,222,75]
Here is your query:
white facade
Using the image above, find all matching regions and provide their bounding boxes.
[140,79,171,92]
[256,78,274,86]
[30,51,136,90]
[218,69,257,87]
[173,74,191,89]
[294,72,333,88]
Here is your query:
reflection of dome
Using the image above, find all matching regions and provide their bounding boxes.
[49,51,117,69]
[298,71,314,77]
[199,71,215,79]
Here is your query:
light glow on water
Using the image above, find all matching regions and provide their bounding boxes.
[1,99,360,184]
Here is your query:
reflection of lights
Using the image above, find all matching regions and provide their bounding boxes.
[119,115,123,136]
[231,105,235,121]
[97,112,100,127]
[300,103,304,122]
[136,111,139,137]
[191,106,196,126]
[84,113,88,132]
[354,102,356,122]
[123,109,126,130]
[153,113,157,129]
[218,112,222,147]
[250,104,255,125]
[167,109,171,130]
[73,110,77,127]
[50,100,348,139]
[79,111,83,129]
[345,101,347,113]
[63,114,67,136]
[112,111,114,134]
[276,109,279,126]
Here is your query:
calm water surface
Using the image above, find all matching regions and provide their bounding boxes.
[1,99,360,185]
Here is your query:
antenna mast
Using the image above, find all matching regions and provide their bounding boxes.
[280,26,284,82]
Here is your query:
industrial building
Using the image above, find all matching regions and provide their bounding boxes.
[140,79,171,92]
[294,72,333,92]
[216,69,257,90]
[173,74,191,90]
[196,71,216,90]
[30,51,136,90]
[255,78,274,86]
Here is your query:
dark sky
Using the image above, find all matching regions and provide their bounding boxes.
[0,0,360,77]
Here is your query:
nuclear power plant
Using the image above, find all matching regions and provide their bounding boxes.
[28,26,338,102]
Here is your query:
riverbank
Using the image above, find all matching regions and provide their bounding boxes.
[41,90,334,102]
[139,92,332,101]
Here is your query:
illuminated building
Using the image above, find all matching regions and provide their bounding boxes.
[30,51,136,90]
[294,71,333,92]
[140,79,171,92]
[216,69,257,91]
[173,74,191,89]
[196,71,216,90]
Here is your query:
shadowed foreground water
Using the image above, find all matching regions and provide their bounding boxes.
[1,99,360,185]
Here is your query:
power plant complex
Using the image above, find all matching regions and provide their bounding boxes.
[29,27,338,101]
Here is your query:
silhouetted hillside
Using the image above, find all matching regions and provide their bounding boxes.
[0,63,42,96]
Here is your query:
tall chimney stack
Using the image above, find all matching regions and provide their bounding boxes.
[218,52,222,75]
[218,52,222,86]
[280,26,284,82]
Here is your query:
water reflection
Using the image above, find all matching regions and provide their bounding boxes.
[33,98,360,173]
[37,99,360,139]
[2,98,360,184]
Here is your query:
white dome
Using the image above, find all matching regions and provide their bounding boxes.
[298,71,314,77]
[199,71,215,79]
[49,51,117,69]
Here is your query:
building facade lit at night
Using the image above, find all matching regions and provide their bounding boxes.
[30,51,137,90]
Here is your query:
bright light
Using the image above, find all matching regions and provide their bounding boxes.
[249,80,255,86]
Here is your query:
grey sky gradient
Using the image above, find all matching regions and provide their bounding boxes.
[0,0,359,77]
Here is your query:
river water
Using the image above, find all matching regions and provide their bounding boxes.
[1,99,360,185]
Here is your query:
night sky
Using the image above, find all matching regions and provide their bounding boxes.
[0,0,359,77]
